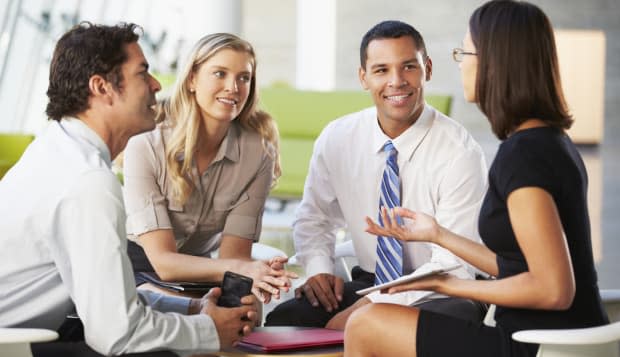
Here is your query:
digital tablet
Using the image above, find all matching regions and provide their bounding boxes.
[356,263,461,295]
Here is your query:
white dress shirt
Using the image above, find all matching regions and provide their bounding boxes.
[0,118,219,356]
[294,104,488,305]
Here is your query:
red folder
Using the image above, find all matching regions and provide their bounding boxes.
[237,328,344,353]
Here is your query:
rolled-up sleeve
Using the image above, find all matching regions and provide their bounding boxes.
[123,133,173,239]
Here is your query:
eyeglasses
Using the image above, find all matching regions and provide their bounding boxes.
[452,48,477,62]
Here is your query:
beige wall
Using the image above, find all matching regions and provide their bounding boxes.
[241,0,619,138]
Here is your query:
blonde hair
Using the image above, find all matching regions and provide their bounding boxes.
[157,33,281,205]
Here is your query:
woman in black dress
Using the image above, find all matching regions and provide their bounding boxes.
[343,1,609,356]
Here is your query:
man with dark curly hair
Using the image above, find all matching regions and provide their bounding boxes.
[0,22,257,356]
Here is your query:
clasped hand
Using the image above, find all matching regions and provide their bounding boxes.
[242,256,298,304]
[193,287,257,348]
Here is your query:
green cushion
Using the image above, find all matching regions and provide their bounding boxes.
[0,133,34,179]
[426,95,452,117]
[271,138,314,198]
[260,88,373,139]
[260,88,452,199]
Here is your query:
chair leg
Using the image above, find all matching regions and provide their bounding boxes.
[0,343,33,357]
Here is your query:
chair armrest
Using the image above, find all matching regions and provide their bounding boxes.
[512,321,620,345]
[0,328,58,357]
[210,243,287,261]
[0,328,58,344]
[335,240,354,258]
[602,289,620,304]
[251,243,288,261]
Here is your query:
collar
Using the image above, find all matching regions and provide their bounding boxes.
[371,104,434,161]
[168,121,241,164]
[59,117,112,167]
[213,122,240,164]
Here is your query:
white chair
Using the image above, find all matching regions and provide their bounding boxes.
[287,240,356,281]
[509,289,620,357]
[210,242,288,261]
[334,240,356,281]
[512,321,620,357]
[0,328,58,357]
[251,243,288,261]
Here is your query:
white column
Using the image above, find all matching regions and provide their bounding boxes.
[295,0,335,91]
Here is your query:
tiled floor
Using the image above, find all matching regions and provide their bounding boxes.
[261,116,620,294]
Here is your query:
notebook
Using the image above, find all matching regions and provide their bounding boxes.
[237,328,344,353]
[138,272,219,293]
[356,263,462,295]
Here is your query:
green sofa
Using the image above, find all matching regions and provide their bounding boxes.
[259,87,452,200]
[0,133,35,179]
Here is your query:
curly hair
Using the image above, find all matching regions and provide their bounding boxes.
[156,33,281,205]
[45,22,142,121]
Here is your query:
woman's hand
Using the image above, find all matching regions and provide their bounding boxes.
[384,272,456,295]
[365,207,441,243]
[239,258,298,303]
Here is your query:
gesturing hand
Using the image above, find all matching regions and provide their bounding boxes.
[294,273,343,312]
[365,207,441,243]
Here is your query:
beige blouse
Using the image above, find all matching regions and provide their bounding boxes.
[123,121,274,257]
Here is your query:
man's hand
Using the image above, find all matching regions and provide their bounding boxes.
[325,297,371,330]
[294,273,343,312]
[200,288,258,348]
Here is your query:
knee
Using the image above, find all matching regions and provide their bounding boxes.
[265,298,324,327]
[345,304,388,355]
[265,301,297,326]
[345,304,381,339]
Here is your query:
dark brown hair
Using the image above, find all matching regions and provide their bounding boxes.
[45,22,141,121]
[469,0,572,140]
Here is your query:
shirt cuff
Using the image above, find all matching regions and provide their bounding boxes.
[223,214,259,241]
[172,314,221,356]
[304,255,334,278]
[126,194,172,237]
[137,290,191,314]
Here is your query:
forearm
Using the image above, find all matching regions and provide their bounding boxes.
[441,272,573,310]
[218,234,253,261]
[436,227,498,276]
[151,251,244,282]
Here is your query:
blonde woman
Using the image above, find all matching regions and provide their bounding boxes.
[123,33,294,302]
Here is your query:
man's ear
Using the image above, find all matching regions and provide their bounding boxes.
[88,75,114,104]
[425,57,433,81]
[358,67,369,90]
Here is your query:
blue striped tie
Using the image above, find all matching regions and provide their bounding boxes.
[375,140,403,285]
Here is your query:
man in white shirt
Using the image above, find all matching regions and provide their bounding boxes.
[0,23,256,356]
[265,20,488,329]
